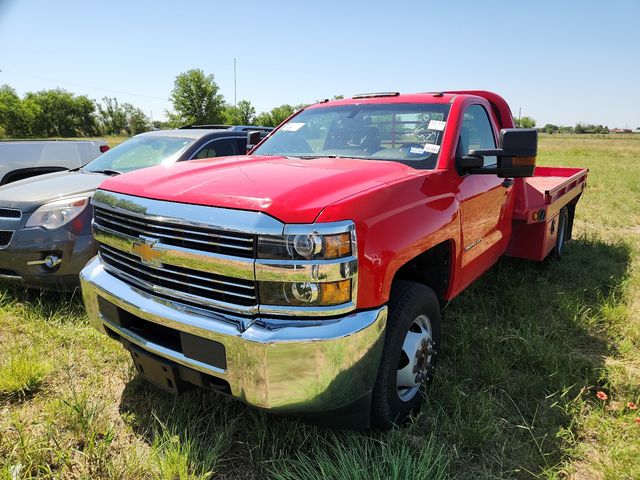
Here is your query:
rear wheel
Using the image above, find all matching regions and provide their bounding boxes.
[553,207,569,259]
[371,281,441,429]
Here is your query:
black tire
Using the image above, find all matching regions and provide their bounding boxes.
[553,207,569,259]
[371,281,442,429]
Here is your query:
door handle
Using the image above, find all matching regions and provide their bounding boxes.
[501,179,514,188]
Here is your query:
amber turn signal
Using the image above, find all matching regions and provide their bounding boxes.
[323,233,352,258]
[319,279,352,305]
[512,156,536,166]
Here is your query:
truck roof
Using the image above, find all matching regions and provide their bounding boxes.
[307,90,514,130]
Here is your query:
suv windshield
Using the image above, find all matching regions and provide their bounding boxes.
[83,135,195,174]
[253,103,450,169]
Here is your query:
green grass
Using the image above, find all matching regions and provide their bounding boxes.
[0,348,50,398]
[1,134,639,479]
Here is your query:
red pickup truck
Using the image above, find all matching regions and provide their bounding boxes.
[80,91,587,429]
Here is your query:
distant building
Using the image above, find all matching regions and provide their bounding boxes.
[610,128,633,134]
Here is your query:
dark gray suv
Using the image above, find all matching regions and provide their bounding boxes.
[0,126,272,289]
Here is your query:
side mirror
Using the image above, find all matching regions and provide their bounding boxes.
[459,128,537,178]
[246,131,261,153]
[458,155,484,169]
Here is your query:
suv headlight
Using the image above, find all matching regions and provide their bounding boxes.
[25,196,90,230]
[256,221,357,314]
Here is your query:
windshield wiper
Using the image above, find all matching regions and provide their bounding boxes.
[294,155,344,159]
[88,169,123,176]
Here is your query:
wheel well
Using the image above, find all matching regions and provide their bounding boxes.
[566,197,579,242]
[1,167,68,186]
[392,240,452,302]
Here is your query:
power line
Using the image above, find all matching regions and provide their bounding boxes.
[0,68,168,101]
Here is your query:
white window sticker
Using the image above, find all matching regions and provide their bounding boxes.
[422,143,441,154]
[409,147,425,154]
[280,122,305,132]
[428,120,446,131]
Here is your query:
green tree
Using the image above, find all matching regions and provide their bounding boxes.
[123,104,149,135]
[0,84,39,136]
[223,99,256,125]
[514,116,536,128]
[542,124,559,134]
[167,69,225,126]
[152,120,171,130]
[25,89,97,136]
[256,104,297,127]
[98,97,127,134]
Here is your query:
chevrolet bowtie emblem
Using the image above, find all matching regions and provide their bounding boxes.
[131,237,162,265]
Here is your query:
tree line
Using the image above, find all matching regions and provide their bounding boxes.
[514,116,615,134]
[0,68,316,139]
[2,70,620,139]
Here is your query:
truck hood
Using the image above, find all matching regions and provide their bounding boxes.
[0,170,108,212]
[99,155,420,223]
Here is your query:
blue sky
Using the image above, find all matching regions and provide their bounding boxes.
[0,0,638,127]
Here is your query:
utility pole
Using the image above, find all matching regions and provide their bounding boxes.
[518,107,522,121]
[234,58,237,108]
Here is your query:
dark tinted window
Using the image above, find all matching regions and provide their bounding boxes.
[236,137,248,152]
[193,138,239,159]
[460,105,497,167]
[253,103,451,169]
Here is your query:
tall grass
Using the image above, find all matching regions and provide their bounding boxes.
[0,134,638,479]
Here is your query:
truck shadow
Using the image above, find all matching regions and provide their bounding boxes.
[117,236,632,478]
[425,236,632,475]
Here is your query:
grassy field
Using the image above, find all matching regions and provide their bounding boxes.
[1,134,639,479]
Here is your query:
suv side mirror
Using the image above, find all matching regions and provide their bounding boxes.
[246,131,262,153]
[459,128,537,178]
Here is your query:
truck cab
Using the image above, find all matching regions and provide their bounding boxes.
[80,91,586,429]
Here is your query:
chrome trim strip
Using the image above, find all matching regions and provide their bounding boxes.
[93,223,256,280]
[283,220,355,236]
[0,273,21,279]
[93,190,284,236]
[255,256,358,282]
[258,301,357,317]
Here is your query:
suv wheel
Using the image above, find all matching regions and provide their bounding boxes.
[371,281,441,429]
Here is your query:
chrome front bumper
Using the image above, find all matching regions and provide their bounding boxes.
[80,256,387,413]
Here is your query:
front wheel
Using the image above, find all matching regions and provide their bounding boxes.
[371,281,441,429]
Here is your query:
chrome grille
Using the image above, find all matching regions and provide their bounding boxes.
[98,244,257,313]
[0,230,13,248]
[94,207,255,258]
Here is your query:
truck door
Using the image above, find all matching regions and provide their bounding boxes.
[457,104,512,279]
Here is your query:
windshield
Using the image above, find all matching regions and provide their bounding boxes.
[253,103,450,169]
[83,135,195,174]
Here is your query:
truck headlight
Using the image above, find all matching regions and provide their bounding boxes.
[260,279,352,306]
[256,221,357,313]
[257,231,353,260]
[25,196,90,230]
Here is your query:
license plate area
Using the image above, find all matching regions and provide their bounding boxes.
[129,345,187,394]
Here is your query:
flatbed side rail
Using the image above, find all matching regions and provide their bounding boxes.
[512,167,588,223]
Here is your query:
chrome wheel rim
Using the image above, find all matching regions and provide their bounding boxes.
[396,314,434,402]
